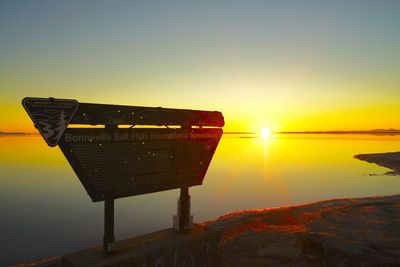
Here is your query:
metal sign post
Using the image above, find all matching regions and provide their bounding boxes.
[22,97,224,255]
[174,186,192,232]
[103,199,115,254]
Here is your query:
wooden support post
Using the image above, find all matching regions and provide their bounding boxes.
[103,199,115,255]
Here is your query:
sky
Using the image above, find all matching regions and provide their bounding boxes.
[1,0,400,132]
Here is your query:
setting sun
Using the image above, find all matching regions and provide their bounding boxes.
[261,127,271,140]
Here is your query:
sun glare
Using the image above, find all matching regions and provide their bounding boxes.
[261,127,271,140]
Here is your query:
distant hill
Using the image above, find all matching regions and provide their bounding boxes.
[276,129,400,135]
[367,129,400,133]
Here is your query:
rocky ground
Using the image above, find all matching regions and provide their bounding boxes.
[205,195,400,267]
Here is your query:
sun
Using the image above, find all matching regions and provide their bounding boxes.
[260,127,271,140]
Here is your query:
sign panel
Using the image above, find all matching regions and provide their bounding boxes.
[22,97,79,146]
[58,128,222,201]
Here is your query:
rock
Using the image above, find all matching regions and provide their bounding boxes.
[303,202,400,266]
[205,195,400,266]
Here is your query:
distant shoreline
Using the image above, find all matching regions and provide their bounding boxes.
[225,130,400,135]
[2,130,400,136]
[355,152,400,175]
[0,132,38,136]
[277,130,400,135]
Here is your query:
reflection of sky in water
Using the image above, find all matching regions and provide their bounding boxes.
[1,134,400,266]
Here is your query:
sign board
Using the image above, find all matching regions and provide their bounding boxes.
[23,96,224,253]
[59,128,222,201]
[22,97,224,201]
[22,98,79,146]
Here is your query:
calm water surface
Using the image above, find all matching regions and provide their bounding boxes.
[1,134,400,266]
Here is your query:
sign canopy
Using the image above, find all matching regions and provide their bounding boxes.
[22,97,224,202]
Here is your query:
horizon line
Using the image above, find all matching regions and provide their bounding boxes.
[2,129,400,136]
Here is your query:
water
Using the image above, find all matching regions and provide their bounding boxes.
[1,134,400,266]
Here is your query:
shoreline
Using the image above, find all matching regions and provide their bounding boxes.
[15,194,400,267]
[355,151,400,175]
